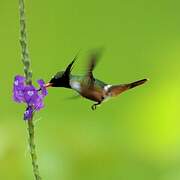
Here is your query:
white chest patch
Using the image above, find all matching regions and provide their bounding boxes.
[103,84,112,101]
[104,85,112,92]
[70,81,81,92]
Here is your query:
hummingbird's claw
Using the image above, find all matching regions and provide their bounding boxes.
[91,101,101,110]
[91,104,97,110]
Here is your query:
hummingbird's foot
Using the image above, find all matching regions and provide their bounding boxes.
[91,104,97,110]
[91,102,101,110]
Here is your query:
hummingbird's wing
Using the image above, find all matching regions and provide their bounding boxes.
[84,50,103,87]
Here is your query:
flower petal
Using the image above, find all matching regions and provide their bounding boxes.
[34,95,44,111]
[13,89,25,103]
[37,79,48,97]
[23,85,38,104]
[14,75,25,90]
[24,106,34,120]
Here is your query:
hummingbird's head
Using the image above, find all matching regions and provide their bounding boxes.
[45,71,71,88]
[44,56,77,89]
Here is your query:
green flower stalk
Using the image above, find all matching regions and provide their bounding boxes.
[18,0,42,179]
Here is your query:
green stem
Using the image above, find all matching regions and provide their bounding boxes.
[19,0,42,179]
[28,120,42,180]
[19,0,32,85]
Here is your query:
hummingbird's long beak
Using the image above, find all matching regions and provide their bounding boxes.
[38,83,53,91]
[44,83,53,88]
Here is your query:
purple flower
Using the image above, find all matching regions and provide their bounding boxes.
[13,75,48,120]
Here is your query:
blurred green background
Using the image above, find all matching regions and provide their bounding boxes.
[0,0,180,179]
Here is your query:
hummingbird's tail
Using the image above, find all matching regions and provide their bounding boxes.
[128,79,148,89]
[107,79,148,97]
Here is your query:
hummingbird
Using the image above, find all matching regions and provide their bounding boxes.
[45,52,148,110]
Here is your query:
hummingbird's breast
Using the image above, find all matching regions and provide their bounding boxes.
[69,80,81,92]
[80,86,105,102]
[69,76,107,102]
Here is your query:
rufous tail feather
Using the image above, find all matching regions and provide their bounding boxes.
[108,79,148,97]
